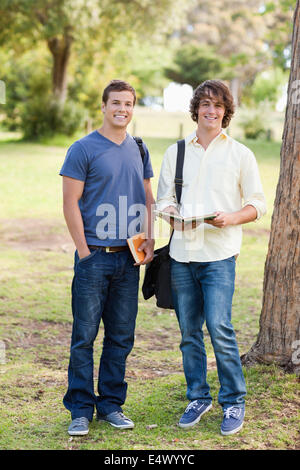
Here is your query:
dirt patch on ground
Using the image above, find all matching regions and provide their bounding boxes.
[4,318,72,349]
[0,218,74,253]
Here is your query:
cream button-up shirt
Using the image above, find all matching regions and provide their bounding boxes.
[156,130,267,262]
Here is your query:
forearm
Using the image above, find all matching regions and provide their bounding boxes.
[63,199,90,257]
[144,179,156,240]
[208,204,258,229]
[230,204,258,225]
[146,196,155,240]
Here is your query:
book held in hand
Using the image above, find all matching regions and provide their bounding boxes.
[154,209,216,225]
[127,232,146,263]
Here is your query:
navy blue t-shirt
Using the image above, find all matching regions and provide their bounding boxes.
[59,131,153,246]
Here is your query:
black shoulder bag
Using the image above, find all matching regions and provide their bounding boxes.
[142,139,185,309]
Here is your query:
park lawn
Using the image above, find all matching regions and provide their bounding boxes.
[0,135,299,450]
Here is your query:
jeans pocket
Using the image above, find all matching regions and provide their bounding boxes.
[77,249,98,264]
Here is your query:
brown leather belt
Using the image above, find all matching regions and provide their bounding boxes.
[88,245,129,253]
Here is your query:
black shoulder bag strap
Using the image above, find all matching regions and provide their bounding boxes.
[133,136,145,162]
[175,139,185,205]
[168,138,185,245]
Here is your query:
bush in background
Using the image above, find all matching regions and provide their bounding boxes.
[20,96,85,140]
[240,114,268,139]
[1,48,85,140]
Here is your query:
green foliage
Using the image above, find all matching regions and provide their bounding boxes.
[0,0,189,135]
[0,48,50,131]
[0,47,84,138]
[239,111,268,140]
[20,97,84,140]
[165,44,226,89]
[260,0,296,70]
[247,68,288,107]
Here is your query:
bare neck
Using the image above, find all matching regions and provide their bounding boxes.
[196,128,222,150]
[97,124,127,145]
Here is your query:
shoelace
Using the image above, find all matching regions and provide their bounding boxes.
[113,411,131,422]
[185,400,200,413]
[223,406,241,420]
[73,417,88,427]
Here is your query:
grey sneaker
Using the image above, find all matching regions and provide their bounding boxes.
[97,411,134,429]
[68,416,89,436]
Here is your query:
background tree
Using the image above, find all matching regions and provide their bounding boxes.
[174,0,295,103]
[262,0,297,70]
[242,0,300,372]
[0,0,187,104]
[0,0,189,137]
[164,44,226,89]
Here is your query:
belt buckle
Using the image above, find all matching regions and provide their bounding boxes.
[104,247,110,253]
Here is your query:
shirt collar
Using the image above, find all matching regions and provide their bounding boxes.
[187,129,228,147]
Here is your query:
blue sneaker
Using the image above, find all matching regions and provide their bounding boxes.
[68,417,89,436]
[178,400,212,428]
[97,411,134,429]
[221,406,245,435]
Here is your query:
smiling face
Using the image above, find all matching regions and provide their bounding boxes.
[101,90,135,130]
[197,93,225,134]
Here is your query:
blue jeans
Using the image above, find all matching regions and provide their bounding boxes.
[63,249,140,421]
[171,256,246,409]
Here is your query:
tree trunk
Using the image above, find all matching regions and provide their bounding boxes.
[241,1,300,373]
[47,32,73,105]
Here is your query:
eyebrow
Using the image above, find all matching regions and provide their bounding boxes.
[200,98,224,105]
[111,99,133,104]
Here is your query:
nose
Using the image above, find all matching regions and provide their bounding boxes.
[118,102,126,111]
[207,103,216,113]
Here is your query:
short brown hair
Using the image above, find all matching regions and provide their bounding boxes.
[102,79,136,105]
[189,80,234,128]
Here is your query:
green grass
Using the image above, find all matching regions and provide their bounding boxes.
[0,131,299,451]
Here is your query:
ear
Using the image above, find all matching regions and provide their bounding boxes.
[101,102,106,113]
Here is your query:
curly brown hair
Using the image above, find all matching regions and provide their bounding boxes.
[102,79,136,105]
[189,80,235,128]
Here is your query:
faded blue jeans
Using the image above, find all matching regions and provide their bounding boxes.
[63,248,139,421]
[170,256,246,409]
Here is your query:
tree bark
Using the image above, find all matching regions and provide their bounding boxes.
[241,1,300,373]
[47,32,73,105]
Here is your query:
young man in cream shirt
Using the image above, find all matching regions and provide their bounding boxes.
[156,80,266,435]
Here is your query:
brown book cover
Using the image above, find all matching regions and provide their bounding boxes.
[127,232,146,263]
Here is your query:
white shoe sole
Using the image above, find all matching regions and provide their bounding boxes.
[221,410,245,435]
[221,421,244,435]
[178,403,212,428]
[68,429,89,436]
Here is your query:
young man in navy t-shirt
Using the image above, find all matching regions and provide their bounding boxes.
[60,80,155,435]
